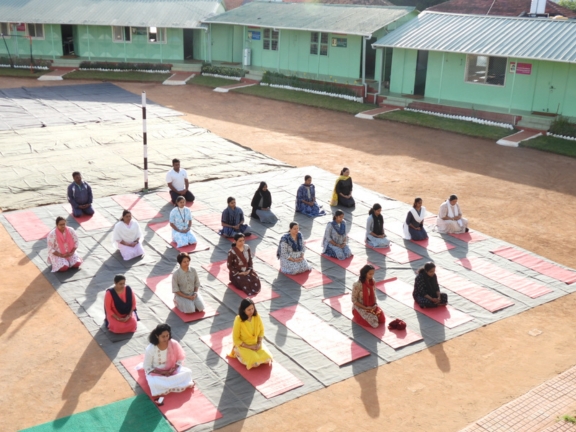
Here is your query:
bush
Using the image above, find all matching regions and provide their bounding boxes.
[79,61,172,72]
[0,56,52,69]
[549,116,576,138]
[201,63,245,77]
[261,71,358,97]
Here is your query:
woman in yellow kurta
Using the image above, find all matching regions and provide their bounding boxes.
[229,298,273,370]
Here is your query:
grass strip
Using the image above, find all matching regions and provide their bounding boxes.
[0,67,48,78]
[520,135,576,158]
[65,70,171,82]
[188,75,240,88]
[377,110,514,140]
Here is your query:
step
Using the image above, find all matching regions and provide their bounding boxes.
[380,97,409,108]
[163,72,195,86]
[517,117,553,130]
[244,73,262,82]
[355,104,400,120]
[172,63,202,73]
[246,69,264,77]
[496,129,543,147]
[52,59,81,68]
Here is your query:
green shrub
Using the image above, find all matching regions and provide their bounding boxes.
[549,116,576,138]
[0,56,52,69]
[79,61,172,72]
[261,71,358,97]
[201,64,245,77]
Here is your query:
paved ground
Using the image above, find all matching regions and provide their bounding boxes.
[1,77,576,432]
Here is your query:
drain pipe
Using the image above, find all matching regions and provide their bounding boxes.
[362,35,368,100]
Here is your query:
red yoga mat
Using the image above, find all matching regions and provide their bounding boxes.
[270,304,370,365]
[148,221,210,254]
[121,354,222,431]
[491,246,576,285]
[195,212,259,242]
[305,239,379,275]
[448,231,488,243]
[455,257,553,299]
[156,191,208,210]
[376,278,474,329]
[199,327,303,398]
[4,210,51,241]
[385,221,455,253]
[434,266,514,313]
[62,204,112,231]
[145,274,219,323]
[347,230,422,264]
[255,248,332,289]
[112,194,162,220]
[201,260,279,303]
[322,294,423,349]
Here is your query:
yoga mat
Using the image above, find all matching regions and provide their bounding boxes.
[195,212,259,242]
[434,266,514,313]
[121,354,222,431]
[491,246,576,285]
[202,260,280,303]
[156,191,208,210]
[199,327,303,398]
[305,238,379,275]
[322,294,423,349]
[386,221,456,253]
[270,304,370,366]
[255,248,333,289]
[148,220,210,254]
[145,274,219,323]
[4,210,50,241]
[376,278,474,329]
[63,204,112,231]
[449,231,488,243]
[347,230,422,264]
[112,194,162,220]
[455,257,553,298]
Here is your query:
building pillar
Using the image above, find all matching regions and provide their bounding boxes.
[438,52,445,103]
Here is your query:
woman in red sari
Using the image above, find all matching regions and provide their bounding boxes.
[104,274,138,333]
[351,264,385,328]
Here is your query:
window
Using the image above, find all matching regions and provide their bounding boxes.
[466,55,507,86]
[148,27,166,43]
[27,23,44,39]
[112,26,131,42]
[310,32,328,56]
[263,28,278,51]
[0,23,10,38]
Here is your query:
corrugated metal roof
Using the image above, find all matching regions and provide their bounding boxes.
[0,0,223,29]
[373,12,576,63]
[204,2,415,36]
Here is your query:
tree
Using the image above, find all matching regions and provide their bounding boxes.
[558,0,576,10]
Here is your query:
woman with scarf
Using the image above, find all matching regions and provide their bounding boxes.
[229,298,273,370]
[169,196,197,248]
[47,216,82,272]
[436,194,469,234]
[322,210,353,260]
[112,210,145,261]
[104,274,138,333]
[330,167,355,208]
[352,265,385,328]
[220,197,252,238]
[227,233,261,296]
[277,222,312,274]
[250,181,277,224]
[296,175,326,217]
[403,197,428,241]
[365,203,390,248]
[143,323,194,399]
[413,262,448,308]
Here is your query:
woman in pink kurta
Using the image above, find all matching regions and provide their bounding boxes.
[104,275,138,333]
[47,216,82,272]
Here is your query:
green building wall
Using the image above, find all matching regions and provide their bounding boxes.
[0,24,63,59]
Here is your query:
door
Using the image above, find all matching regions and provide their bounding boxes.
[61,25,74,55]
[532,61,568,114]
[413,50,428,96]
[364,37,377,80]
[183,29,194,60]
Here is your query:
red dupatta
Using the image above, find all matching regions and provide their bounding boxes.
[363,279,377,308]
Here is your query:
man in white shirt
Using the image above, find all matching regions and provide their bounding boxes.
[166,158,195,204]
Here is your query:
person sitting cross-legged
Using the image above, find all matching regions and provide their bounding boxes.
[166,158,194,205]
[413,262,448,308]
[67,171,94,217]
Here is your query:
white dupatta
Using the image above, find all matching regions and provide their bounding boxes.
[403,207,426,240]
[446,200,463,227]
[112,220,143,249]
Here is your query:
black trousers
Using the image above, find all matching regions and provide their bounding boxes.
[170,190,195,204]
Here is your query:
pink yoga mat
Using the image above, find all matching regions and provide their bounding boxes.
[4,210,50,241]
[306,238,379,275]
[201,260,279,303]
[148,221,210,254]
[322,294,423,349]
[376,278,474,329]
[455,257,553,298]
[121,354,222,431]
[62,204,112,231]
[255,248,332,289]
[347,230,422,264]
[156,191,208,210]
[112,194,162,220]
[491,246,576,285]
[434,267,514,313]
[270,304,370,366]
[145,274,219,323]
[448,231,488,243]
[386,221,456,253]
[195,213,259,242]
[200,327,303,398]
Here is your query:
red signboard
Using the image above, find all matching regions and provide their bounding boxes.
[516,63,532,75]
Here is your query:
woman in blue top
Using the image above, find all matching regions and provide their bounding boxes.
[169,196,197,248]
[322,210,353,260]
